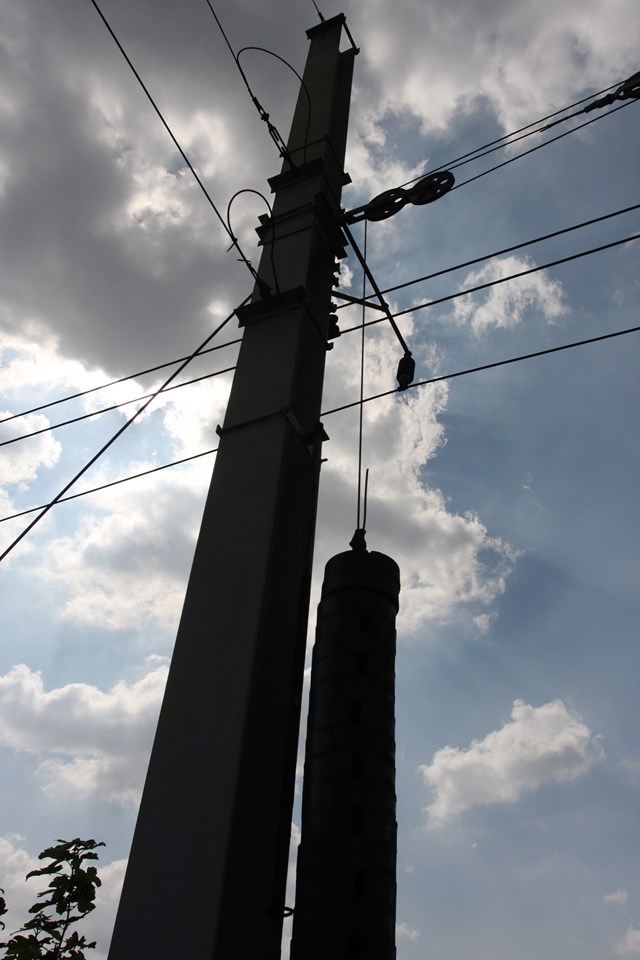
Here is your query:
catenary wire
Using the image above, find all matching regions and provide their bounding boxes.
[449,101,633,193]
[0,367,237,448]
[373,202,640,297]
[356,219,367,530]
[321,325,640,417]
[88,0,266,293]
[338,233,640,334]
[12,200,633,424]
[4,325,637,525]
[227,189,281,293]
[0,337,243,426]
[0,301,249,564]
[202,1,307,165]
[9,218,635,439]
[397,78,625,189]
[1,448,219,523]
[445,99,632,178]
[236,47,313,165]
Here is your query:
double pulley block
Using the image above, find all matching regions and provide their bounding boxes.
[341,169,455,225]
[332,170,454,390]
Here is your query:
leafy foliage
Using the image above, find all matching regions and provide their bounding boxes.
[0,839,104,959]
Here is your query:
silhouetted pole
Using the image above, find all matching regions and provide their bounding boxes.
[108,15,356,960]
[291,544,400,960]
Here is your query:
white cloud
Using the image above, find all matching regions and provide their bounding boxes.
[352,0,637,136]
[0,835,40,933]
[473,612,496,635]
[615,928,640,957]
[0,664,167,806]
[452,256,567,335]
[33,467,205,634]
[605,889,630,905]
[397,922,421,941]
[316,318,518,635]
[0,410,61,489]
[419,699,604,826]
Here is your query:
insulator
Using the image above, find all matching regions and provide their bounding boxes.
[328,314,341,339]
[396,354,415,390]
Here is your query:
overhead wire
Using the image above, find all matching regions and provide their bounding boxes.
[202,1,312,165]
[236,48,312,166]
[87,0,268,295]
[0,300,249,564]
[1,448,219,523]
[356,219,367,531]
[227,189,281,293]
[449,101,635,194]
[321,325,640,417]
[0,337,243,427]
[369,202,640,297]
[3,325,638,525]
[0,366,237,448]
[397,76,631,190]
[338,232,640,334]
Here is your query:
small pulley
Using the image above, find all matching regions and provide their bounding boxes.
[364,188,407,222]
[396,353,415,390]
[408,170,455,205]
[358,170,455,224]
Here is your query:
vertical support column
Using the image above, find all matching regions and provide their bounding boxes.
[108,16,356,960]
[291,547,400,960]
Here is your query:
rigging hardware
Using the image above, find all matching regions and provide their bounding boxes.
[341,170,455,224]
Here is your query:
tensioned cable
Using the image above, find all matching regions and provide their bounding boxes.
[342,221,411,354]
[397,78,626,190]
[4,325,637,524]
[338,233,640,334]
[374,202,640,297]
[449,101,634,194]
[88,0,267,293]
[446,100,632,181]
[202,1,310,165]
[0,337,243,426]
[0,299,249,563]
[356,219,367,530]
[227,188,281,293]
[15,212,630,445]
[0,366,237,448]
[321,325,640,417]
[7,200,634,425]
[237,48,313,166]
[1,448,219,523]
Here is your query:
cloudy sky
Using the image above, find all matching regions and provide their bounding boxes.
[1,0,639,957]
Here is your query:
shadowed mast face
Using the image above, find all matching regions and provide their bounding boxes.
[107,15,357,960]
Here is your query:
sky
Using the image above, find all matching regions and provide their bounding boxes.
[0,0,639,957]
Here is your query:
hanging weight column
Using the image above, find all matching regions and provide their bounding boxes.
[291,545,400,960]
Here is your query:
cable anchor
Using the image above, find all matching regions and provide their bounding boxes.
[585,70,640,111]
